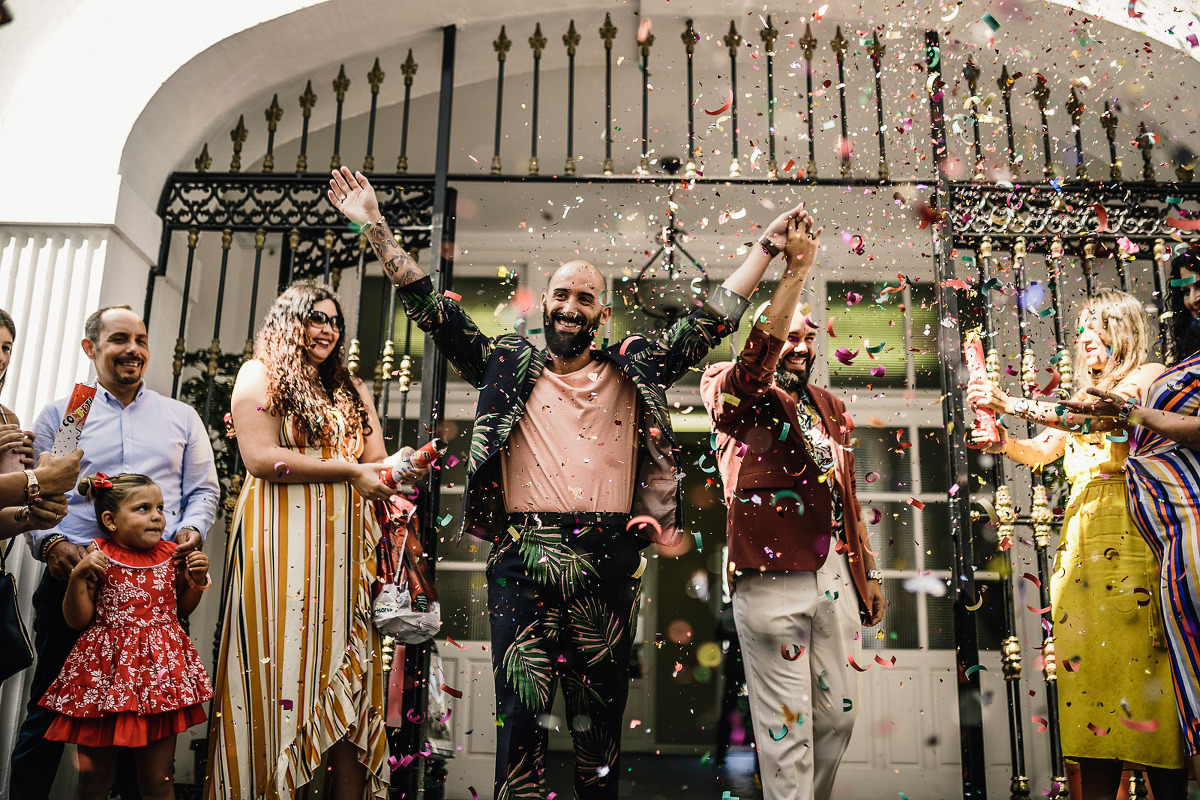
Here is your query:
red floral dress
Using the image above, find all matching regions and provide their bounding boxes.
[40,538,214,747]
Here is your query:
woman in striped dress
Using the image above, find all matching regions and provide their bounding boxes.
[205,283,397,799]
[1066,247,1200,776]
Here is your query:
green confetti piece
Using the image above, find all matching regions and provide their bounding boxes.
[692,530,704,553]
[1167,196,1184,205]
[825,590,839,601]
[779,422,791,440]
[1171,275,1198,287]
[843,698,854,712]
[866,340,887,354]
[1038,307,1055,317]
[438,513,453,527]
[1106,431,1129,443]
[983,277,1004,292]
[965,664,987,677]
[981,12,1000,31]
[769,725,788,741]
[816,670,831,690]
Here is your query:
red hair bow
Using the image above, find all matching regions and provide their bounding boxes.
[92,473,113,489]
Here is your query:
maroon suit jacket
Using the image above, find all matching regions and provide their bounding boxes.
[700,327,873,611]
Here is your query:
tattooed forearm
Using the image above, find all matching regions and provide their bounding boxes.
[366,218,426,287]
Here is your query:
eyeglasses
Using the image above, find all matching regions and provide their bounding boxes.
[306,309,345,331]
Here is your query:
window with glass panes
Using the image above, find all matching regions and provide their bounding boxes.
[819,278,1004,652]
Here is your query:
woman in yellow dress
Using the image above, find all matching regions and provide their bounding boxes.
[968,288,1186,799]
[205,283,400,799]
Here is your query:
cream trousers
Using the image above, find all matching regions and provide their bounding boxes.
[732,550,862,800]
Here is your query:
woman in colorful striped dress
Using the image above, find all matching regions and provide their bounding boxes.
[1066,247,1200,776]
[969,289,1185,797]
[205,283,398,799]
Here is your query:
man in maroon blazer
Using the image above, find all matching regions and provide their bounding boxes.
[701,223,885,800]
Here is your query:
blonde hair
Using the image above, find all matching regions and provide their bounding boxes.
[1072,289,1150,396]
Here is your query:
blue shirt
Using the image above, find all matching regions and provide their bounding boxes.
[28,382,220,554]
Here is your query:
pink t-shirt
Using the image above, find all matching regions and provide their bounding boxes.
[502,359,638,513]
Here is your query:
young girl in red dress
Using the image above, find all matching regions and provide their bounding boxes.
[39,473,214,800]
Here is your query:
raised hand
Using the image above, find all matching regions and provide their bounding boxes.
[782,214,823,271]
[328,167,382,227]
[762,202,811,247]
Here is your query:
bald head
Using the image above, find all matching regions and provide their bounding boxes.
[549,260,605,293]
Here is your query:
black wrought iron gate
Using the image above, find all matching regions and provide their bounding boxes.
[147,15,1200,800]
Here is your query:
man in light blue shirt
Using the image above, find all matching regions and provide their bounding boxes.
[10,304,219,800]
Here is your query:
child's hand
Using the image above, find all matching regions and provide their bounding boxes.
[71,546,108,587]
[184,550,209,582]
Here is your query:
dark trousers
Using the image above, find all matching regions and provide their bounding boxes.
[487,524,642,800]
[10,571,140,800]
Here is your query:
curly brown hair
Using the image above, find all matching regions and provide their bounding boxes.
[254,282,370,445]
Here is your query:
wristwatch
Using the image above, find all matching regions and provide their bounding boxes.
[866,569,884,585]
[1118,396,1138,423]
[23,469,40,503]
[758,237,781,258]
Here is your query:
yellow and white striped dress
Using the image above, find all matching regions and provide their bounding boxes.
[205,410,388,799]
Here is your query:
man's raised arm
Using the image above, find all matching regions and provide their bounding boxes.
[328,166,496,388]
[720,202,819,300]
[329,167,425,288]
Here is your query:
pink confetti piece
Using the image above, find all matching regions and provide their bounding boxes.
[845,291,863,306]
[908,497,925,510]
[848,655,872,672]
[704,89,734,116]
[781,643,805,661]
[1092,203,1109,233]
[1088,722,1110,736]
[874,654,897,668]
[279,698,293,710]
[835,347,859,366]
[1023,572,1042,589]
[626,515,663,539]
[444,290,462,301]
[1032,716,1048,732]
[1118,717,1160,732]
[870,365,886,378]
[273,461,290,476]
[441,682,463,699]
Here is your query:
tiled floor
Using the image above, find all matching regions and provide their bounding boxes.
[544,749,763,800]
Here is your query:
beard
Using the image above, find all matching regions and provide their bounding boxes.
[775,363,810,393]
[543,307,601,358]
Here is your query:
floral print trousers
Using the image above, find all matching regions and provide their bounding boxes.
[487,523,643,800]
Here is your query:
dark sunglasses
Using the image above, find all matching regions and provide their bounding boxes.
[306,309,345,331]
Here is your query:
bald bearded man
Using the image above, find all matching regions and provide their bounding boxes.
[330,166,817,799]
